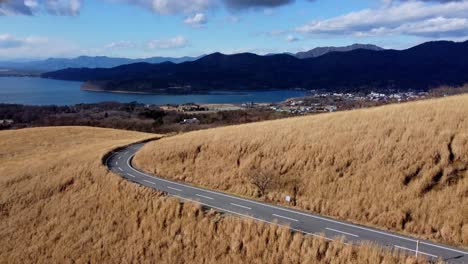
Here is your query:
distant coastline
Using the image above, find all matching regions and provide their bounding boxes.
[0,70,41,78]
[80,82,254,96]
[81,83,154,95]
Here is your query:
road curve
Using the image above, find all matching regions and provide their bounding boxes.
[106,143,468,264]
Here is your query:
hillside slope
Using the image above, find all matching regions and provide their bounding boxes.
[0,127,422,263]
[135,95,468,247]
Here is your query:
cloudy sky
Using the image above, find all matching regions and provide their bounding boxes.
[1,0,467,59]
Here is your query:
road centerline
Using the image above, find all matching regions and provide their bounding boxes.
[272,213,299,222]
[230,203,252,210]
[143,179,156,185]
[167,186,182,192]
[326,227,359,238]
[196,194,214,200]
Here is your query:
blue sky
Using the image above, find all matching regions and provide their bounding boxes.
[0,0,467,59]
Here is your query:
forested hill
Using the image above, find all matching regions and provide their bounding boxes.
[43,40,468,94]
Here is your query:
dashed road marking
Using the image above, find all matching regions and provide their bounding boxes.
[326,228,359,238]
[196,194,214,200]
[168,186,182,192]
[273,214,299,222]
[230,203,252,210]
[144,180,156,185]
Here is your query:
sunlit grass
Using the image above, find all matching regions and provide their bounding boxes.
[0,126,432,263]
[135,94,468,247]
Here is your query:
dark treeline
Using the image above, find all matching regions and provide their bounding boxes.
[0,102,292,133]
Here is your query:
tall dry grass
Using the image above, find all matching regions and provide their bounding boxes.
[0,127,430,263]
[135,95,468,247]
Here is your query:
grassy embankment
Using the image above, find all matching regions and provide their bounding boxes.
[135,94,468,247]
[0,126,430,263]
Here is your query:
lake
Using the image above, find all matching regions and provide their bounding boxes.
[0,77,306,106]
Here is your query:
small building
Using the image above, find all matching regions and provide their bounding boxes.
[180,118,200,125]
[0,119,14,127]
[325,105,337,112]
[241,102,256,108]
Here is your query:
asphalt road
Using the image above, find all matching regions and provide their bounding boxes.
[107,143,468,263]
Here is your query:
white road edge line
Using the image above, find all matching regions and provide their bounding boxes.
[326,228,359,238]
[230,203,252,210]
[167,186,182,192]
[419,241,468,256]
[144,180,155,185]
[172,194,334,242]
[273,213,299,222]
[394,246,438,258]
[105,152,115,166]
[196,194,214,200]
[124,154,467,255]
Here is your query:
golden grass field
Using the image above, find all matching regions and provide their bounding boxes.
[135,95,468,247]
[0,126,428,263]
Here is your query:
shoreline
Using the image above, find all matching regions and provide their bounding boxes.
[81,87,158,95]
[80,86,263,97]
[81,87,249,96]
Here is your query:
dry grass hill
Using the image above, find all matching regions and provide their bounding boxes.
[0,126,425,263]
[135,95,468,247]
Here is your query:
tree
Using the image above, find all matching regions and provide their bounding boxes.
[289,177,302,206]
[249,169,274,197]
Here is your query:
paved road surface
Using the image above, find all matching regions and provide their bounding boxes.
[107,143,468,263]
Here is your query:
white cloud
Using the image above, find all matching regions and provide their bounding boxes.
[184,13,207,27]
[0,34,48,48]
[46,0,81,16]
[147,36,188,49]
[286,34,300,42]
[111,0,214,15]
[0,33,79,59]
[0,0,82,16]
[109,0,304,16]
[224,0,295,10]
[296,0,468,38]
[0,0,310,17]
[105,41,136,49]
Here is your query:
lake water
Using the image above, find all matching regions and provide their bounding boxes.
[0,77,306,106]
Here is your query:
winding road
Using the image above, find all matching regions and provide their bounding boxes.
[107,143,468,263]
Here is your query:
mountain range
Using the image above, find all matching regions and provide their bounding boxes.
[43,40,468,94]
[294,44,383,59]
[0,56,200,72]
[0,44,382,73]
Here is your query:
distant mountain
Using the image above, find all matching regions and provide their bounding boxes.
[0,55,200,72]
[295,44,384,59]
[43,40,468,94]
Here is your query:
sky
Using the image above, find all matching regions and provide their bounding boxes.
[0,0,467,59]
